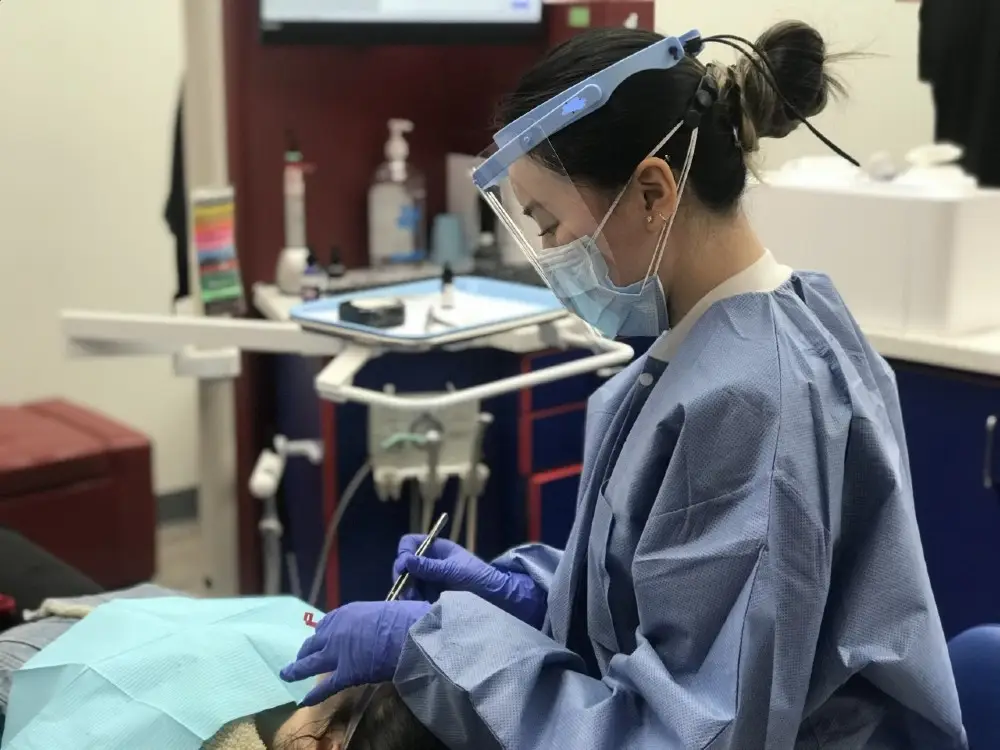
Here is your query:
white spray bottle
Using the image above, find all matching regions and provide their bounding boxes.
[368,118,427,265]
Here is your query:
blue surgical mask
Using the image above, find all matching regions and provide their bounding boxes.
[539,237,668,338]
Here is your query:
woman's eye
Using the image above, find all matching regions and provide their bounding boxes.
[537,225,558,238]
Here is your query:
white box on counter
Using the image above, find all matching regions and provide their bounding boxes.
[745,179,1000,336]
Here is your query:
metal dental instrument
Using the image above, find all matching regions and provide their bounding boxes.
[341,512,450,749]
[388,511,448,601]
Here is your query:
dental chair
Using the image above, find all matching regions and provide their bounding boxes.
[949,624,1000,749]
[0,399,155,589]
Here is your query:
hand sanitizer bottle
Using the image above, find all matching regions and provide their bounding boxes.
[368,119,427,266]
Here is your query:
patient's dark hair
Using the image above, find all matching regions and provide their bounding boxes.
[497,22,846,213]
[290,683,446,750]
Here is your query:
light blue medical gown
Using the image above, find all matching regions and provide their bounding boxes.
[394,272,968,749]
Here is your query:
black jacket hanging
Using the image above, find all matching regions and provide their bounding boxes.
[164,95,189,300]
[920,0,1000,187]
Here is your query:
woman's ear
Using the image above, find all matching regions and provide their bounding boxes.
[635,157,678,218]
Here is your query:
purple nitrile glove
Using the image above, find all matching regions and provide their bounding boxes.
[279,600,431,707]
[391,535,547,629]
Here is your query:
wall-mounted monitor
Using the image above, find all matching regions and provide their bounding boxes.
[260,0,546,45]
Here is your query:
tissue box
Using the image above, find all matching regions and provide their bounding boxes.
[746,181,1000,335]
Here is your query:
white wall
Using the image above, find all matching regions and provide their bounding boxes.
[0,1,196,493]
[655,0,933,167]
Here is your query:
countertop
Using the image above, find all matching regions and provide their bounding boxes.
[866,327,1000,378]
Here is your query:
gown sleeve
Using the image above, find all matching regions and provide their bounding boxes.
[491,544,563,594]
[395,530,772,750]
[393,392,829,750]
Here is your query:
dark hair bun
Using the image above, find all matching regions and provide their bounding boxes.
[736,21,844,142]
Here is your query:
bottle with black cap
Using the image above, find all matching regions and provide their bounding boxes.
[327,245,347,279]
[327,244,347,280]
[440,263,455,310]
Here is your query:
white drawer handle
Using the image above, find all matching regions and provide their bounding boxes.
[984,415,997,490]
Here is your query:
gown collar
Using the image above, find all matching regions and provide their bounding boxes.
[649,250,793,362]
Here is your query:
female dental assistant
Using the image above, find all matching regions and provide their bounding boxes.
[282,22,968,749]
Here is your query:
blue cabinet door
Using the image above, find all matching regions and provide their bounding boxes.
[893,362,1000,639]
[536,470,581,549]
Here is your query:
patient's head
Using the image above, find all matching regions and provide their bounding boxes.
[272,683,446,750]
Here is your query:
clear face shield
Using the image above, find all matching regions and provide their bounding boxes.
[471,30,705,338]
[477,118,697,337]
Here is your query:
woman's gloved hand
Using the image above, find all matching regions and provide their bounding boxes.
[392,535,547,629]
[279,600,431,707]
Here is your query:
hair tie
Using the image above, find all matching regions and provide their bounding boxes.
[683,72,719,130]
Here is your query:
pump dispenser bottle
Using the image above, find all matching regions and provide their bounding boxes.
[368,119,427,265]
[283,132,306,249]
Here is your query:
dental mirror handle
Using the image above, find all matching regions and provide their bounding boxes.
[387,512,449,602]
[344,511,450,750]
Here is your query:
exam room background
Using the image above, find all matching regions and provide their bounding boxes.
[0,0,930,498]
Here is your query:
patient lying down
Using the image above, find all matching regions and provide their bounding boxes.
[0,532,446,750]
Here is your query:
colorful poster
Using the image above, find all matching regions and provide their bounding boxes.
[191,188,245,316]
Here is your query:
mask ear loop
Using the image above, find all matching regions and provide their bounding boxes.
[645,126,698,291]
[581,118,687,292]
[586,72,714,295]
[636,75,714,292]
[593,117,686,244]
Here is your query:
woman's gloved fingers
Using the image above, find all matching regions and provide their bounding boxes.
[292,609,339,657]
[400,554,456,584]
[391,551,412,581]
[396,534,429,557]
[280,649,338,683]
[291,632,324,662]
[389,558,434,600]
[393,536,473,598]
[396,535,463,560]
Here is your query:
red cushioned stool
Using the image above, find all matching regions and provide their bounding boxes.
[0,399,156,588]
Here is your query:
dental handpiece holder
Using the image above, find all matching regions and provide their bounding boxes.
[368,391,477,503]
[249,435,324,597]
[368,392,494,543]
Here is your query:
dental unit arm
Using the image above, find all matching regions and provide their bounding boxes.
[62,309,634,413]
[61,299,634,598]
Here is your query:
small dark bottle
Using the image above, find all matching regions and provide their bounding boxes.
[441,263,455,309]
[327,245,347,279]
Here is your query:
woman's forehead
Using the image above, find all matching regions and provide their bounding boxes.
[509,159,593,216]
